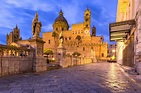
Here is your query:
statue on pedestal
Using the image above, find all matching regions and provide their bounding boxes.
[59,31,64,47]
[32,12,42,39]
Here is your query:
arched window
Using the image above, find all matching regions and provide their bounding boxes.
[69,37,71,40]
[62,28,64,31]
[102,53,104,57]
[83,47,85,51]
[65,37,67,41]
[48,40,51,44]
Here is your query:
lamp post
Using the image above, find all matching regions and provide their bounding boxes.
[75,54,77,65]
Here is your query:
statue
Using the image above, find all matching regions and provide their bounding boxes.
[32,12,42,39]
[59,31,64,46]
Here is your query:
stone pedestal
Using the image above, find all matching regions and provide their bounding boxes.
[28,38,47,72]
[28,38,45,57]
[57,45,66,67]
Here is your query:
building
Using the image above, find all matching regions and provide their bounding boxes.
[43,8,108,61]
[109,0,141,73]
[108,44,116,62]
[6,8,108,61]
[6,12,45,57]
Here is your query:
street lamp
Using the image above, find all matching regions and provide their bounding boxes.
[75,54,77,65]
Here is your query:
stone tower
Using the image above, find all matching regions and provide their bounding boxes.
[84,8,91,36]
[6,25,21,45]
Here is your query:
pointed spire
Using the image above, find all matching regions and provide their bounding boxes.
[59,9,63,16]
[86,5,90,11]
[15,24,18,29]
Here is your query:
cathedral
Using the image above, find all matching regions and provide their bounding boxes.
[43,8,108,60]
[6,8,108,61]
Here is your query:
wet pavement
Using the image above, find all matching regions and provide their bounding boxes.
[0,62,141,93]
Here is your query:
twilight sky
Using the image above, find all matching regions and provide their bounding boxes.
[0,0,117,44]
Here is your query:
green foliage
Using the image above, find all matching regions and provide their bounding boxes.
[72,52,81,57]
[44,49,53,55]
[52,31,58,38]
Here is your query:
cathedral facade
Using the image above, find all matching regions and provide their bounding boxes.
[6,8,108,61]
[43,8,108,60]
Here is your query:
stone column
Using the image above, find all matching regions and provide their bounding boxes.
[57,45,66,67]
[116,41,125,65]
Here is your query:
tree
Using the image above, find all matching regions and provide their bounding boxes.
[72,52,81,57]
[44,49,53,64]
[44,49,53,56]
[52,31,58,42]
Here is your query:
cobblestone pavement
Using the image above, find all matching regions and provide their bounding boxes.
[0,63,141,93]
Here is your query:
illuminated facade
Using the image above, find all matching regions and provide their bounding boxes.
[6,8,108,61]
[43,8,108,60]
[110,0,141,74]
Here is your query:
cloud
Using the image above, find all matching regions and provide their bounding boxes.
[42,24,53,32]
[5,0,55,12]
[0,0,117,44]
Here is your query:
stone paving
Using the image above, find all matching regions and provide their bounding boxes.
[0,62,141,93]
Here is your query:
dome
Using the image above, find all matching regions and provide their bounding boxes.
[54,9,69,27]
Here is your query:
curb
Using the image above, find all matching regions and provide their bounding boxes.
[116,63,141,88]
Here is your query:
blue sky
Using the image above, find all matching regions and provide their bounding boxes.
[0,0,117,44]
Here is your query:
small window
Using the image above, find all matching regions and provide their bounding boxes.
[91,47,93,50]
[78,30,81,34]
[62,28,64,31]
[85,18,88,22]
[102,53,104,57]
[65,37,67,41]
[69,37,71,40]
[72,31,74,34]
[83,47,85,51]
[56,28,58,31]
[48,40,51,44]
[86,25,88,27]
[86,14,88,16]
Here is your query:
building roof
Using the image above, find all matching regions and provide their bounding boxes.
[54,9,69,26]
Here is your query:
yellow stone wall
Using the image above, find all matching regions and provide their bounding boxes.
[116,0,136,22]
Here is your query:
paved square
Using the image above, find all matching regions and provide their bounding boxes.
[0,63,141,93]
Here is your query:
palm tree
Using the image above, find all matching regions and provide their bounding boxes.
[52,31,58,43]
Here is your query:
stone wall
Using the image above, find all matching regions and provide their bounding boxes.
[0,56,47,77]
[0,45,47,77]
[33,57,47,72]
[59,56,93,68]
[0,57,33,76]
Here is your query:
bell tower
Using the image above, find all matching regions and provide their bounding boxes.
[84,8,91,36]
